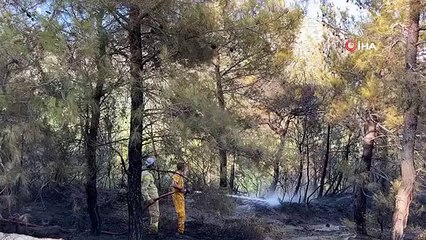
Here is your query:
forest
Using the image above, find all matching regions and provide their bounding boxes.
[0,0,426,239]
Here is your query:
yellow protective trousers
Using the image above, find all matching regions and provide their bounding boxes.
[172,193,185,234]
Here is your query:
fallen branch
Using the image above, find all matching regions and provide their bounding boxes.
[0,219,74,238]
[0,219,41,228]
[100,230,128,235]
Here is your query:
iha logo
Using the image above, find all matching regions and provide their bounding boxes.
[344,39,376,53]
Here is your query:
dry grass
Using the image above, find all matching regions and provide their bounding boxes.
[192,187,236,216]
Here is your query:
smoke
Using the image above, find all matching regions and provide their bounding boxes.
[264,194,281,206]
[227,193,281,207]
[226,186,317,207]
[265,186,318,204]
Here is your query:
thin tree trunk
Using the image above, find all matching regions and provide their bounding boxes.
[213,49,228,188]
[218,139,227,188]
[230,152,236,193]
[304,137,310,203]
[313,161,318,189]
[354,119,377,235]
[379,133,390,194]
[318,124,331,197]
[269,118,291,193]
[105,114,113,189]
[333,132,352,195]
[85,11,106,235]
[377,134,390,237]
[150,124,162,191]
[294,118,307,200]
[392,1,421,239]
[127,5,144,240]
[294,160,303,201]
[270,136,284,193]
[325,174,339,196]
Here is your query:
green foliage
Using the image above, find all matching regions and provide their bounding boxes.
[0,4,422,236]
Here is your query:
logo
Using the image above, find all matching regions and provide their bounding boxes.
[345,39,357,52]
[345,39,377,53]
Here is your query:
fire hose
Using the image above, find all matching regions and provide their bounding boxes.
[142,188,193,213]
[142,191,174,212]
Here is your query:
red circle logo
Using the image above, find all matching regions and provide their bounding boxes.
[345,39,357,53]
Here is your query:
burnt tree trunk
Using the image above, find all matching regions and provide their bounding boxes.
[354,120,376,235]
[269,118,291,193]
[85,11,106,235]
[127,5,144,240]
[318,124,331,198]
[392,2,421,238]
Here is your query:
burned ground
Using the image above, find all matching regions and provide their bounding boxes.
[1,184,425,240]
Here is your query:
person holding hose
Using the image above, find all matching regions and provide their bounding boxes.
[171,162,186,236]
[141,157,159,235]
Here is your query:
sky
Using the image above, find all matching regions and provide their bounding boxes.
[304,0,368,23]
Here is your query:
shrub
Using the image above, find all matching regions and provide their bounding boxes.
[192,186,236,217]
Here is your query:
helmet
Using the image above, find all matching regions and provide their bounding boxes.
[145,157,156,167]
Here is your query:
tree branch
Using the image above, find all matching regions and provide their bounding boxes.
[111,146,128,176]
[99,0,130,30]
[141,50,161,66]
[97,138,129,147]
[137,0,168,21]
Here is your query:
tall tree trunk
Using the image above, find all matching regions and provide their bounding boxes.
[269,118,291,193]
[85,11,106,235]
[318,124,331,197]
[392,2,421,238]
[354,120,377,235]
[127,5,144,240]
[213,49,228,188]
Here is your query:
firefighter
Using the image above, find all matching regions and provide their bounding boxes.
[141,157,159,234]
[171,162,186,235]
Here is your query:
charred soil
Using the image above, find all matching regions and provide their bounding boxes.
[1,184,425,240]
